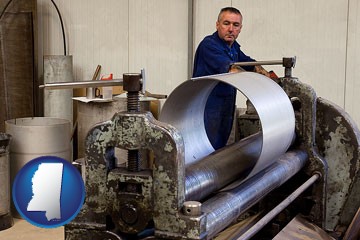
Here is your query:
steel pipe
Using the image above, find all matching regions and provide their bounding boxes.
[201,150,308,239]
[185,133,262,201]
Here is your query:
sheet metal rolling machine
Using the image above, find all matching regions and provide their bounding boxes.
[64,58,360,240]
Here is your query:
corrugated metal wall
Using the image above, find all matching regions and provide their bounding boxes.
[38,0,360,127]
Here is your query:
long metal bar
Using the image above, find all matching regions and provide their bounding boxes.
[185,133,262,201]
[202,150,308,239]
[236,173,320,240]
[232,60,283,67]
[39,79,123,90]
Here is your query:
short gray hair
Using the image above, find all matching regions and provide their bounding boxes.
[217,7,242,21]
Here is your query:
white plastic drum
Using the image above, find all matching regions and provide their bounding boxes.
[5,117,71,217]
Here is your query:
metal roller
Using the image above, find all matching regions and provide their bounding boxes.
[203,150,308,239]
[160,72,295,179]
[185,132,262,201]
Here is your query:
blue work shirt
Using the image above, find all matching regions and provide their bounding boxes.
[193,32,255,149]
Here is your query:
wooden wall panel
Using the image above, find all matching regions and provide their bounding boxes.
[0,0,37,131]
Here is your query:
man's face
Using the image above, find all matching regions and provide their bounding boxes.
[216,11,242,46]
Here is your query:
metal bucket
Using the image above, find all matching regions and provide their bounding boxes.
[0,133,13,230]
[5,117,71,217]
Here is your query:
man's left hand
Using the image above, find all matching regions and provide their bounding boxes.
[254,65,271,78]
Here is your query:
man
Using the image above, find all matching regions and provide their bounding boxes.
[193,7,269,150]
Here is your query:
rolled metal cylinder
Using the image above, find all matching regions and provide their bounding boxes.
[202,150,308,239]
[185,133,262,201]
[160,72,295,179]
[44,55,73,126]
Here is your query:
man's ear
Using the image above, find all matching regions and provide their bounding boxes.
[216,21,219,30]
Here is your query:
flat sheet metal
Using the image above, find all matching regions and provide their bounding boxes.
[159,72,295,178]
[273,214,335,240]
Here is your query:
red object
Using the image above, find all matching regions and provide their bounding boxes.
[101,73,113,80]
[269,70,278,80]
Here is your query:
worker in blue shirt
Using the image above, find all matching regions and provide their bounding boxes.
[193,7,270,150]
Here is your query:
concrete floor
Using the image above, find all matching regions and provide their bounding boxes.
[0,218,64,240]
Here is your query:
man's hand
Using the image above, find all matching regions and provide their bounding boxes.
[229,65,246,73]
[254,65,271,78]
[255,66,280,83]
[229,64,279,83]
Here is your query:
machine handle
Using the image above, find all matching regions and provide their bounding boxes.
[231,57,296,68]
[39,79,123,90]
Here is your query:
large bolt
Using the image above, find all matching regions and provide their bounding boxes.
[282,57,296,68]
[123,73,142,112]
[123,73,142,92]
[123,73,142,171]
[283,57,296,78]
[127,150,140,172]
[120,203,138,225]
[183,201,202,217]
